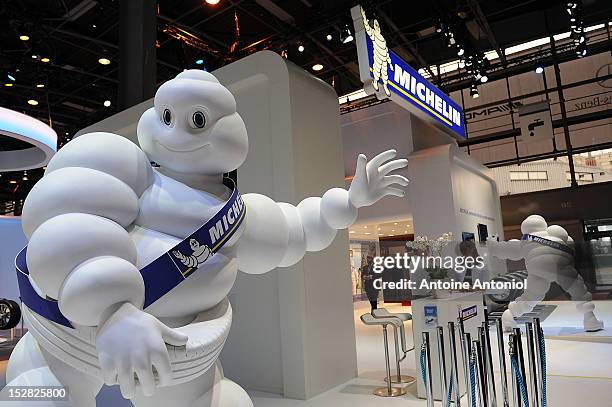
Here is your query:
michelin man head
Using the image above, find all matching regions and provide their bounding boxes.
[137,70,248,174]
[521,214,547,235]
[373,19,380,32]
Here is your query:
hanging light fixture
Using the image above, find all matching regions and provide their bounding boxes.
[470,83,479,99]
[340,24,354,44]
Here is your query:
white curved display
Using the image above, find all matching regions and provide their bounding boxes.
[5,69,408,406]
[0,107,57,171]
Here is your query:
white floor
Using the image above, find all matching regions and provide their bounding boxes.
[249,300,612,407]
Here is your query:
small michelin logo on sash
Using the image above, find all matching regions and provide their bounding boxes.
[173,239,212,270]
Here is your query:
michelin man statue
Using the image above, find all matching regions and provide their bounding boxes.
[488,214,604,332]
[360,6,393,97]
[5,70,409,407]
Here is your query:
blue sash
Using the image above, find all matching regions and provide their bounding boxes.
[15,183,245,328]
[521,234,574,255]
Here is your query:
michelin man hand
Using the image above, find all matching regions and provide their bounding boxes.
[349,149,409,208]
[96,302,188,399]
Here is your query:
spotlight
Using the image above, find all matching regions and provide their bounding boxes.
[98,57,111,65]
[40,57,50,63]
[297,43,305,52]
[312,63,324,71]
[341,25,354,44]
[27,99,38,106]
[19,35,30,41]
[326,33,332,41]
[205,0,221,4]
[535,65,544,74]
[457,47,465,56]
[195,59,204,65]
[480,74,488,83]
[470,84,479,99]
[103,100,111,107]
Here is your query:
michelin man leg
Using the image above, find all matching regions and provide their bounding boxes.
[502,273,551,331]
[380,60,391,96]
[3,333,102,407]
[557,266,604,332]
[130,362,253,407]
[372,70,380,92]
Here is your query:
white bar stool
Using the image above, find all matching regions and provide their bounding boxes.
[372,308,415,384]
[360,313,407,397]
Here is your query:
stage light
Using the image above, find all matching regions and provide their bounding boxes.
[470,84,479,99]
[535,65,544,74]
[36,83,45,88]
[312,63,324,71]
[7,74,15,81]
[27,99,39,106]
[195,59,204,65]
[341,25,354,44]
[326,33,332,41]
[103,100,111,107]
[31,55,38,59]
[458,59,465,68]
[205,0,221,4]
[457,47,465,56]
[4,83,13,87]
[480,74,488,83]
[19,35,30,41]
[297,44,305,52]
[98,57,111,65]
[22,172,28,181]
[40,57,50,63]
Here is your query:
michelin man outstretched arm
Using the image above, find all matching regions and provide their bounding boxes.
[236,149,408,274]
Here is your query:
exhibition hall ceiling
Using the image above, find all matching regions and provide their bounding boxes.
[349,219,414,240]
[1,0,612,206]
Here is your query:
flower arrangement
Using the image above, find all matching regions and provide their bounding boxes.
[406,232,454,280]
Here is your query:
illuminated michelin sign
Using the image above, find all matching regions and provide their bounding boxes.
[351,6,466,139]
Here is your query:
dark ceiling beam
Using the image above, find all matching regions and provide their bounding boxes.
[466,0,507,65]
[378,11,436,79]
[238,0,362,87]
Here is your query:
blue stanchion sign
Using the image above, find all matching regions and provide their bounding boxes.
[351,6,466,140]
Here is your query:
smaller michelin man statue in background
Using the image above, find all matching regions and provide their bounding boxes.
[5,69,409,407]
[488,214,604,332]
[360,6,393,97]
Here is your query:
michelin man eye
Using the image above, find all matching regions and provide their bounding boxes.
[192,111,206,129]
[162,109,172,125]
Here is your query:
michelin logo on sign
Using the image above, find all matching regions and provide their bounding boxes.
[352,6,466,139]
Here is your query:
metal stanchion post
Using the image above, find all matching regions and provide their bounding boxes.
[437,326,448,406]
[448,322,462,407]
[513,327,529,407]
[534,317,546,407]
[478,327,489,406]
[423,331,435,407]
[509,333,521,407]
[474,340,487,407]
[458,309,472,407]
[483,321,498,407]
[465,332,473,407]
[496,319,510,407]
[526,322,540,407]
